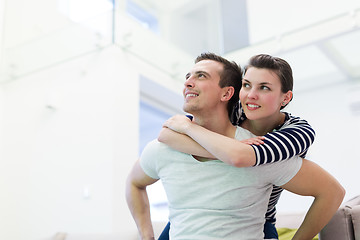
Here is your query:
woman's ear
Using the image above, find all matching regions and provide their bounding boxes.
[221,87,235,101]
[282,90,293,105]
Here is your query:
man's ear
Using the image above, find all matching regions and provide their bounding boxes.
[221,87,235,102]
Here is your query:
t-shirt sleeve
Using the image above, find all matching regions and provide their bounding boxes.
[252,115,315,166]
[262,156,303,187]
[139,139,161,180]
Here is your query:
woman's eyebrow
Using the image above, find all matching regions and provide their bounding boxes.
[260,82,273,85]
[243,79,272,85]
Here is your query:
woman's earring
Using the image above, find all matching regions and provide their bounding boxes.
[281,102,286,106]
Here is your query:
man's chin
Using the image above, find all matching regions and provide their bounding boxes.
[183,105,191,113]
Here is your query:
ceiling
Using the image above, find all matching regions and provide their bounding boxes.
[1,0,360,94]
[129,0,360,93]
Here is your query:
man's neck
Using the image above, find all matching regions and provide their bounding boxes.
[192,111,236,138]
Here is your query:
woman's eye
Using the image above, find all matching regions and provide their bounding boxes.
[261,86,270,90]
[242,83,250,88]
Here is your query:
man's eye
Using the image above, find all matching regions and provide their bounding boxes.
[198,73,205,78]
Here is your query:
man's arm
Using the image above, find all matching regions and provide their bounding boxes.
[126,159,158,240]
[281,159,345,240]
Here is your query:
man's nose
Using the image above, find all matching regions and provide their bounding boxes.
[184,76,195,88]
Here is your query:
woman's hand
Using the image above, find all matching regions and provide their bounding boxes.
[240,136,265,145]
[163,115,192,134]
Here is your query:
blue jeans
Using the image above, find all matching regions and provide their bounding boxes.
[157,220,278,240]
[157,222,170,240]
[264,220,279,239]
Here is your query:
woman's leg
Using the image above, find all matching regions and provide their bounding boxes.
[264,220,278,239]
[157,221,170,240]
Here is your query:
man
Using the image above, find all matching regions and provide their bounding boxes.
[126,53,344,240]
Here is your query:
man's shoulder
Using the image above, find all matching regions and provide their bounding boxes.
[143,139,170,153]
[142,139,184,160]
[234,126,256,140]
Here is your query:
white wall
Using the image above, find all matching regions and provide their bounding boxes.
[247,0,360,43]
[0,46,139,240]
[0,85,3,162]
[277,81,360,213]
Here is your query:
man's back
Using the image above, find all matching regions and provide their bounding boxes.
[140,127,302,239]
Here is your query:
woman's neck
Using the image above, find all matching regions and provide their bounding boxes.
[241,112,286,136]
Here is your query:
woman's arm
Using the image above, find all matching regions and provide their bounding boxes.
[252,114,316,166]
[159,127,265,161]
[158,127,214,159]
[158,114,315,167]
[158,115,261,167]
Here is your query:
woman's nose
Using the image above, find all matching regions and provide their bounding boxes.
[247,89,258,99]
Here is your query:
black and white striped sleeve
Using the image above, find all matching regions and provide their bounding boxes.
[252,114,315,166]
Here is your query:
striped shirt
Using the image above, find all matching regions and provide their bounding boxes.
[250,112,315,224]
[252,113,315,166]
[231,103,316,224]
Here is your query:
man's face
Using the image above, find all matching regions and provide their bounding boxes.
[182,60,224,114]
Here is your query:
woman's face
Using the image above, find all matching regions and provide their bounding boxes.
[240,67,290,121]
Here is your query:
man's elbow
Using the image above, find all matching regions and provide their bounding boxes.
[335,184,346,205]
[325,181,346,209]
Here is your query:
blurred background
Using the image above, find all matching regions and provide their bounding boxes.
[0,0,360,239]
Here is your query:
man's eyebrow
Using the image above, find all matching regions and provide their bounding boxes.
[195,70,210,77]
[185,71,210,79]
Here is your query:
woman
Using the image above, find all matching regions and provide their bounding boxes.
[157,54,315,239]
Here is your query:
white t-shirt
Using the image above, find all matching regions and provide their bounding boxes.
[140,126,302,240]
